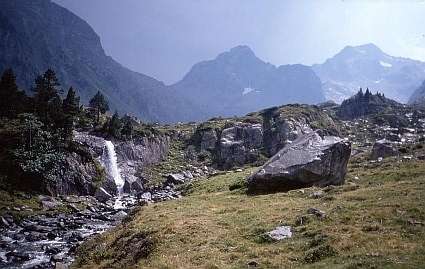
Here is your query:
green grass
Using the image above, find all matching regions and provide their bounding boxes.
[72,156,425,269]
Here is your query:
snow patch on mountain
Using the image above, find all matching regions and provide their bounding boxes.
[379,61,392,68]
[242,87,255,95]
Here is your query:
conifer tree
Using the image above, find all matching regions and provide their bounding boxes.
[34,69,62,125]
[108,111,122,138]
[0,68,25,117]
[62,87,80,142]
[89,91,109,124]
[121,115,134,139]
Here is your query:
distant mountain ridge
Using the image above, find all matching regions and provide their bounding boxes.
[171,45,325,120]
[313,43,425,103]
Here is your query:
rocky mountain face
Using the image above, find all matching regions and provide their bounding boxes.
[336,90,403,120]
[313,43,425,103]
[409,80,425,107]
[190,104,339,169]
[171,46,325,121]
[0,0,200,123]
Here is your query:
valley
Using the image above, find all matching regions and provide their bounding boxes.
[1,1,425,269]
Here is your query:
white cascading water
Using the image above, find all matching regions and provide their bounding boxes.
[104,140,125,209]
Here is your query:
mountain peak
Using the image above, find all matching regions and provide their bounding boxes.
[217,45,256,60]
[229,45,254,54]
[339,43,385,58]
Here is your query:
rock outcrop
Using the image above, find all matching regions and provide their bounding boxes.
[115,136,170,193]
[370,139,398,159]
[218,123,263,169]
[74,132,170,195]
[192,104,340,169]
[247,132,351,194]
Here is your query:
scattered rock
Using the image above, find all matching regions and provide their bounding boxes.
[307,208,326,218]
[247,260,259,268]
[166,173,186,185]
[309,190,325,199]
[247,132,351,194]
[370,139,398,159]
[265,226,292,240]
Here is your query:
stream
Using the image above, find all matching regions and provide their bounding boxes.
[0,140,181,269]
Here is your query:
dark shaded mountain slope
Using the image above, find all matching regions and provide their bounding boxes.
[0,0,201,123]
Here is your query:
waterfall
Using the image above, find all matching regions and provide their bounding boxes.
[104,140,125,196]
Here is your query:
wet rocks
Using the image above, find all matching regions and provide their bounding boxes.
[0,192,164,269]
[247,132,351,194]
[370,139,398,159]
[94,188,113,203]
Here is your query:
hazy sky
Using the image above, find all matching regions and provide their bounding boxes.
[53,0,425,84]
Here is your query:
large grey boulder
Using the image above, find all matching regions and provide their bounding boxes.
[370,139,398,159]
[247,132,351,194]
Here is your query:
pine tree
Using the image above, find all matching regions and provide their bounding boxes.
[62,87,80,142]
[0,68,25,117]
[365,88,371,98]
[108,111,122,138]
[121,115,134,138]
[89,91,109,124]
[34,69,62,125]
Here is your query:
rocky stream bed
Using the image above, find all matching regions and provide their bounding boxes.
[0,188,181,269]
